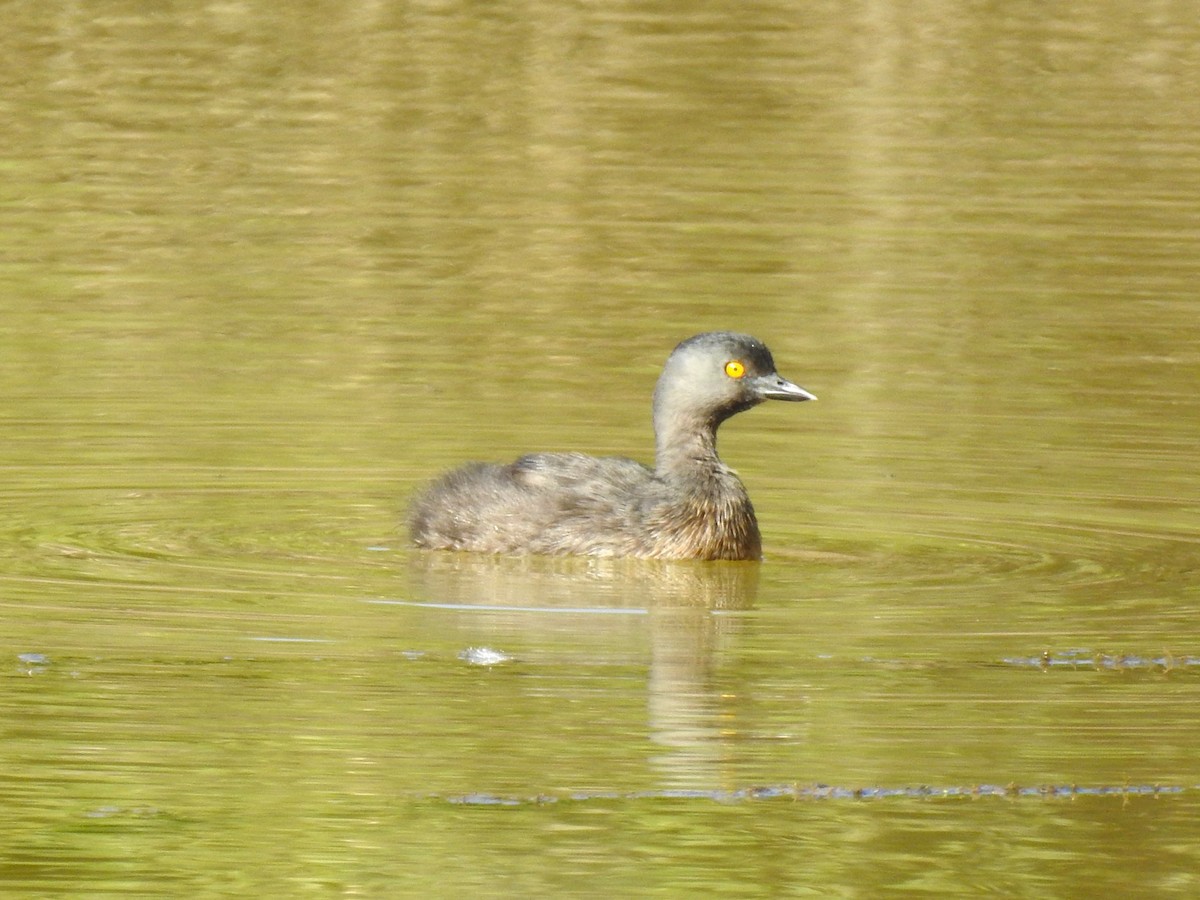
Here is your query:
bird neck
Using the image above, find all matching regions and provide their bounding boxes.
[653,409,724,478]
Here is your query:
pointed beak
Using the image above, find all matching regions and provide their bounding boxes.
[757,375,817,402]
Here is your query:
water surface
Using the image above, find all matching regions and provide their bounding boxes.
[3,1,1199,896]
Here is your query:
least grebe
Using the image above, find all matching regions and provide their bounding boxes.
[408,331,815,560]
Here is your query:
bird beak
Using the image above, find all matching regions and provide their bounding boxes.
[759,376,817,402]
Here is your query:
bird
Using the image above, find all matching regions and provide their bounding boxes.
[408,331,815,560]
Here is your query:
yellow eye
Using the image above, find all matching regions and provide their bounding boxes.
[724,360,746,379]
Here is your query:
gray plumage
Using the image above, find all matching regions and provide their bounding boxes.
[408,332,815,560]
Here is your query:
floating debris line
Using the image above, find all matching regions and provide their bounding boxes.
[447,783,1190,806]
[1001,650,1200,670]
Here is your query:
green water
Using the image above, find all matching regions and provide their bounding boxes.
[3,2,1199,896]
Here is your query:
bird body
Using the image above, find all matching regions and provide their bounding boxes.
[408,332,815,560]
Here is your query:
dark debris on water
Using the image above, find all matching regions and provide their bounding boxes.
[448,783,1189,806]
[1001,650,1200,671]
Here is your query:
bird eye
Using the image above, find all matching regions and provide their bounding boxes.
[724,360,746,379]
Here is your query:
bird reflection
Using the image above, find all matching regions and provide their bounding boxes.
[406,551,758,790]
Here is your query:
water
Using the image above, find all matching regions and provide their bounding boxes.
[3,1,1200,896]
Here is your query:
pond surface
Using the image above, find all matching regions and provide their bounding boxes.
[3,1,1200,896]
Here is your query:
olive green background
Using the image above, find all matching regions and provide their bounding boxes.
[3,2,1198,895]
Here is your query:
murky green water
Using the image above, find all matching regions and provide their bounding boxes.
[3,1,1199,896]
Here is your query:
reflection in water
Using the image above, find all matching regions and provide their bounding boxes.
[407,550,758,611]
[646,603,729,790]
[408,551,758,788]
